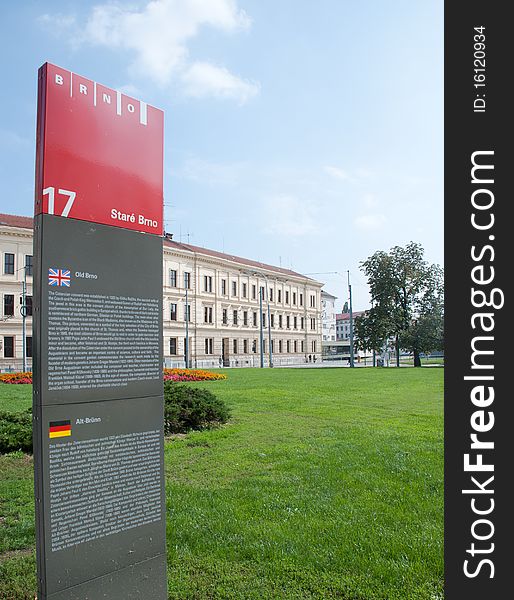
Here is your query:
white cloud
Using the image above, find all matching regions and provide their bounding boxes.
[323,165,350,181]
[262,194,321,237]
[38,13,77,33]
[181,62,259,104]
[353,213,387,232]
[39,0,257,104]
[117,83,143,98]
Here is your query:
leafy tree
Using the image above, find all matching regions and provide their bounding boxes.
[355,242,443,367]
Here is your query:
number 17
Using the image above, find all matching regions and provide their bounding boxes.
[42,187,76,217]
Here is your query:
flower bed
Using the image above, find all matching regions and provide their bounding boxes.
[0,369,227,385]
[0,372,33,384]
[163,368,227,382]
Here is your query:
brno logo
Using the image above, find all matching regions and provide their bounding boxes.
[53,72,148,126]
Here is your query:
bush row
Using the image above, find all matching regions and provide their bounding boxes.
[0,385,230,453]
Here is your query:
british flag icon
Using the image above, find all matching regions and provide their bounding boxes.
[48,268,71,287]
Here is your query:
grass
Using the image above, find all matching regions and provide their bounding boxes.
[0,368,443,599]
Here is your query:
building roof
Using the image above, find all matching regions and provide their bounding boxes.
[321,290,338,299]
[336,311,366,320]
[0,213,33,229]
[163,237,318,282]
[0,213,318,283]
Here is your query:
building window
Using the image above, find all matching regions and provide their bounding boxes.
[311,318,316,330]
[243,339,248,353]
[278,339,283,353]
[269,288,274,302]
[293,292,297,305]
[285,291,290,304]
[252,284,256,300]
[262,313,266,328]
[26,336,33,358]
[301,340,305,353]
[25,296,33,317]
[184,304,191,322]
[279,315,283,329]
[243,311,248,326]
[253,312,257,327]
[299,293,303,307]
[232,281,237,297]
[184,272,191,289]
[3,336,14,358]
[286,315,290,329]
[233,310,238,325]
[25,255,33,277]
[204,275,213,293]
[205,338,214,355]
[270,313,274,328]
[204,306,213,323]
[286,340,291,353]
[301,317,305,330]
[221,279,227,295]
[222,309,228,325]
[4,294,14,317]
[169,269,177,287]
[242,283,247,298]
[312,340,317,352]
[310,295,316,308]
[293,316,297,329]
[170,338,177,355]
[271,339,275,353]
[170,303,177,321]
[294,340,298,353]
[4,253,14,275]
[260,286,265,301]
[278,289,282,303]
[233,339,238,354]
[252,339,257,353]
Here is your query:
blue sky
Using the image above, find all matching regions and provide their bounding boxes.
[0,0,443,310]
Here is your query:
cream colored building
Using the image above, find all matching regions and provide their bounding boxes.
[1,213,323,371]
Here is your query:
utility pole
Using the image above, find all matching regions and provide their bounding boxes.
[22,265,27,372]
[259,287,264,368]
[348,270,354,368]
[267,296,273,367]
[184,274,189,368]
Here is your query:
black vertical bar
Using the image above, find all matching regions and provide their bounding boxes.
[445,4,509,598]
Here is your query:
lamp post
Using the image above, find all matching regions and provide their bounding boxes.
[259,287,264,368]
[21,266,27,372]
[184,273,189,368]
[266,282,273,367]
[347,270,354,368]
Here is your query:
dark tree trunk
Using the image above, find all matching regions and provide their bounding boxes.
[395,335,400,367]
[413,348,422,367]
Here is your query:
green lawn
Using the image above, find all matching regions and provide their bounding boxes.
[0,368,443,599]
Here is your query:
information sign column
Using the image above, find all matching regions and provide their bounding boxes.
[33,63,166,600]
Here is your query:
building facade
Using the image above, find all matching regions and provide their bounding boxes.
[335,310,366,341]
[321,291,337,342]
[0,214,323,371]
[162,235,323,368]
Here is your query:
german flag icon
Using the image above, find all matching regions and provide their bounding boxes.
[48,420,71,439]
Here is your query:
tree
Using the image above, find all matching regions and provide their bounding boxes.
[355,242,443,367]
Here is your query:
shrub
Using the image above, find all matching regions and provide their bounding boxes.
[163,382,230,434]
[0,409,33,454]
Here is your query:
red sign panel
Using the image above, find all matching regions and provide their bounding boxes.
[35,63,164,235]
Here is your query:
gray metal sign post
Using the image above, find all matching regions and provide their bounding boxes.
[33,63,167,600]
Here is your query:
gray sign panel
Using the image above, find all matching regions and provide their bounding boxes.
[34,214,163,405]
[33,214,166,599]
